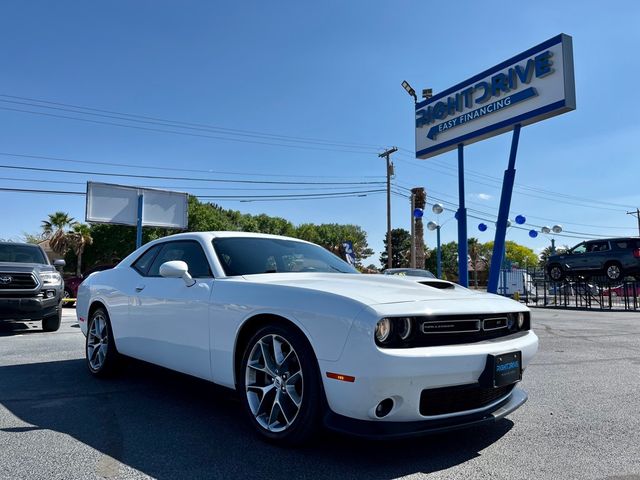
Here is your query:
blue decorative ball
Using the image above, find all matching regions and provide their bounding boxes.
[478,223,488,232]
[529,229,538,238]
[413,208,424,218]
[515,215,526,225]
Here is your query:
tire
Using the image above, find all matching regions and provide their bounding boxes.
[86,307,119,377]
[42,310,61,332]
[62,290,73,308]
[239,324,322,445]
[604,262,623,281]
[548,264,564,282]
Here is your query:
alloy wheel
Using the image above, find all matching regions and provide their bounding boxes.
[607,264,621,280]
[245,334,303,433]
[87,313,109,371]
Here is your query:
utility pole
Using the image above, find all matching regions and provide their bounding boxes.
[627,208,640,236]
[410,192,416,268]
[379,147,398,269]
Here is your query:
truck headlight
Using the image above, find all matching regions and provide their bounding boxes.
[40,272,62,286]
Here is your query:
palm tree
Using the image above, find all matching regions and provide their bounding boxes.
[468,237,486,289]
[41,212,75,238]
[67,223,93,276]
[411,187,426,268]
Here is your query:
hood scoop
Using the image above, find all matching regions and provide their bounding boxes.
[417,280,456,290]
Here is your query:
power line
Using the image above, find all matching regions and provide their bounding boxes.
[393,180,636,230]
[0,94,384,150]
[0,186,386,201]
[0,164,386,186]
[395,150,636,210]
[0,104,381,155]
[0,152,383,180]
[0,175,387,192]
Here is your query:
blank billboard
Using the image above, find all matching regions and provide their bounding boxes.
[86,182,188,229]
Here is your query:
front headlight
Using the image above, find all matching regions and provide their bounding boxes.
[375,317,416,346]
[40,272,62,286]
[375,318,392,343]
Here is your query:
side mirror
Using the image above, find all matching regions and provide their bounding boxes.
[159,260,196,287]
[54,259,66,267]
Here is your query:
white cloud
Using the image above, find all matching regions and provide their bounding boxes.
[477,193,492,201]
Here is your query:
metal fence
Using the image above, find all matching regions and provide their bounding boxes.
[497,268,640,311]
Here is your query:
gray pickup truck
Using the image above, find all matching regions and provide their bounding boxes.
[0,242,65,331]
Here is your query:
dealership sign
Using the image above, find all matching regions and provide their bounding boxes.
[415,34,575,159]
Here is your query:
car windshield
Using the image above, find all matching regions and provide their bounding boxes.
[212,237,358,276]
[0,244,48,264]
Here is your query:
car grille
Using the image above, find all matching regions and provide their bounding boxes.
[419,383,514,416]
[0,272,38,290]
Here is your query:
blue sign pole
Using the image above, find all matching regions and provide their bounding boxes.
[136,193,143,249]
[436,225,442,279]
[457,144,468,287]
[488,124,521,293]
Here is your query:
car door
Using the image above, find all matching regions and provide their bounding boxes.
[585,240,610,271]
[564,242,587,272]
[126,240,214,380]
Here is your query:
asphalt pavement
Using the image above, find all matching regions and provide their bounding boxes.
[1,308,639,480]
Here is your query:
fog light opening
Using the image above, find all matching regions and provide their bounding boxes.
[375,398,394,418]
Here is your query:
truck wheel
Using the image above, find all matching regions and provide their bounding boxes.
[42,310,61,332]
[548,264,564,281]
[605,262,623,281]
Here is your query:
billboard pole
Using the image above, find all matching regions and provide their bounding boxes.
[488,124,521,293]
[457,144,468,287]
[136,193,143,249]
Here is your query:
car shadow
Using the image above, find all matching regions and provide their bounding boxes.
[0,358,513,479]
[0,321,41,336]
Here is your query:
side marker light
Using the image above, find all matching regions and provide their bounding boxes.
[326,372,356,383]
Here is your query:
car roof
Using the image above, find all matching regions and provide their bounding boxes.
[586,237,640,242]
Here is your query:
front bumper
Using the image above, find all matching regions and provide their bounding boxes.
[0,294,61,321]
[319,328,538,423]
[324,387,527,439]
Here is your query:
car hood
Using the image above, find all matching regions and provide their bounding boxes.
[0,262,55,273]
[240,272,497,305]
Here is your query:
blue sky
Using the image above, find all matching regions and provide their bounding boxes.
[1,1,639,266]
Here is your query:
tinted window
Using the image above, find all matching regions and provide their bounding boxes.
[0,244,47,264]
[587,241,609,252]
[148,240,212,278]
[212,237,358,276]
[132,244,162,275]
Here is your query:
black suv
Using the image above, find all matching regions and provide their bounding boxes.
[0,242,66,331]
[546,237,640,282]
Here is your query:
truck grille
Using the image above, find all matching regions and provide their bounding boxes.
[0,272,38,290]
[419,383,514,416]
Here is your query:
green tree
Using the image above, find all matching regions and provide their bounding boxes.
[425,241,460,280]
[538,244,569,268]
[295,223,373,267]
[485,240,538,269]
[380,228,412,269]
[468,237,490,288]
[66,223,93,276]
[41,212,76,256]
[23,232,48,244]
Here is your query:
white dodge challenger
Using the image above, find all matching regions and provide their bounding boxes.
[76,231,538,444]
